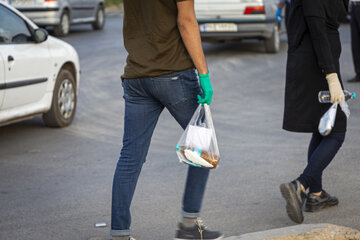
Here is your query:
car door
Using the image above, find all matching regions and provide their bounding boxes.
[0,4,51,110]
[80,0,97,19]
[0,54,5,109]
[68,0,84,20]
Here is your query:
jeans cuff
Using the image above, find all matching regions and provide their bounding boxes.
[181,210,200,218]
[110,229,131,237]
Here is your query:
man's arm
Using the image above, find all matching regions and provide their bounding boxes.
[176,0,208,75]
[176,0,213,105]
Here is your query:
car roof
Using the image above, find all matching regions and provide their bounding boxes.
[0,1,38,30]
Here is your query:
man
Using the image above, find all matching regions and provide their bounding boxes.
[110,1,223,240]
[348,0,360,82]
[276,0,291,26]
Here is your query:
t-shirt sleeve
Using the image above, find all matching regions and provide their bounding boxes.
[303,0,336,74]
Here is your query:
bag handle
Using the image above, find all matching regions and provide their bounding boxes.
[203,104,219,156]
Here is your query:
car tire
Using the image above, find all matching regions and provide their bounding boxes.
[43,69,77,128]
[92,5,105,30]
[264,25,280,54]
[54,10,70,37]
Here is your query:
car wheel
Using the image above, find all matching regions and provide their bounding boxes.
[92,5,105,30]
[43,69,77,128]
[54,11,70,37]
[264,25,280,54]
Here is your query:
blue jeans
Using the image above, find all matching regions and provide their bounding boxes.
[111,68,210,237]
[298,132,345,193]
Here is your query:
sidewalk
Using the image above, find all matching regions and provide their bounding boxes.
[224,224,360,240]
[105,7,123,17]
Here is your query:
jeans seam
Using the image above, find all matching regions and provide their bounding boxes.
[156,76,187,107]
[137,79,148,96]
[172,76,186,106]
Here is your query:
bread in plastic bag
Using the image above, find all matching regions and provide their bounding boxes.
[176,104,220,169]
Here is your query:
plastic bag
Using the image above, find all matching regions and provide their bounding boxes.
[176,104,220,169]
[340,101,350,119]
[318,103,337,136]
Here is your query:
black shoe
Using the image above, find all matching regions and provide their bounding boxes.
[280,180,307,224]
[175,219,223,240]
[304,190,339,212]
[347,75,360,83]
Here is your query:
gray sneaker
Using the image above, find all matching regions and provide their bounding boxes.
[280,180,307,224]
[175,219,223,240]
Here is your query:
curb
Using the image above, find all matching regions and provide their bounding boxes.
[223,224,360,240]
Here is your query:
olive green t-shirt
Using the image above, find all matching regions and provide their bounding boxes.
[122,0,194,79]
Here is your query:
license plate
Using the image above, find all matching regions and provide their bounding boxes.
[200,23,237,32]
[10,0,34,5]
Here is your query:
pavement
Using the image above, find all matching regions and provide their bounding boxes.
[1,13,360,240]
[224,224,360,240]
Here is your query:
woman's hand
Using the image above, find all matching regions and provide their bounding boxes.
[326,73,345,103]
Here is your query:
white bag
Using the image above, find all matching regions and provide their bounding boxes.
[176,104,220,169]
[318,103,337,136]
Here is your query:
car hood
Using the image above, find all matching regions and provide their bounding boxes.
[45,35,80,84]
[47,36,78,57]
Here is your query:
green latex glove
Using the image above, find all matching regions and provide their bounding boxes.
[197,72,213,105]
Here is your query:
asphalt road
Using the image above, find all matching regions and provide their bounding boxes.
[1,14,360,240]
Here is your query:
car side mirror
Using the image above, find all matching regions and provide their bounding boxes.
[34,28,48,43]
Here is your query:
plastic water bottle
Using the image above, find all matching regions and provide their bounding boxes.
[318,90,356,103]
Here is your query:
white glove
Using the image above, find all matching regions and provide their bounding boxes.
[326,73,345,104]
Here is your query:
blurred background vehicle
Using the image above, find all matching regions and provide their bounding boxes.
[6,0,105,37]
[195,0,281,53]
[0,1,80,127]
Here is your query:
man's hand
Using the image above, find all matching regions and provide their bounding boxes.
[197,72,213,105]
[326,73,345,103]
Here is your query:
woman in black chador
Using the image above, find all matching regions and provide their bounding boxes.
[280,0,349,224]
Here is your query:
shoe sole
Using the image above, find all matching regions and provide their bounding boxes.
[280,183,304,224]
[304,200,339,212]
[174,235,224,240]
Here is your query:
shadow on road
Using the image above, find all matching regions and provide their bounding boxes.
[0,117,48,137]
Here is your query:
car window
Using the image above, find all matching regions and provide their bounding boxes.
[0,5,32,44]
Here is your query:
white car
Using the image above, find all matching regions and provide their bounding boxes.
[195,0,281,53]
[0,1,80,127]
[8,0,105,37]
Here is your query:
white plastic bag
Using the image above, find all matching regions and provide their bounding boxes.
[340,101,350,119]
[318,103,337,136]
[176,104,220,169]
